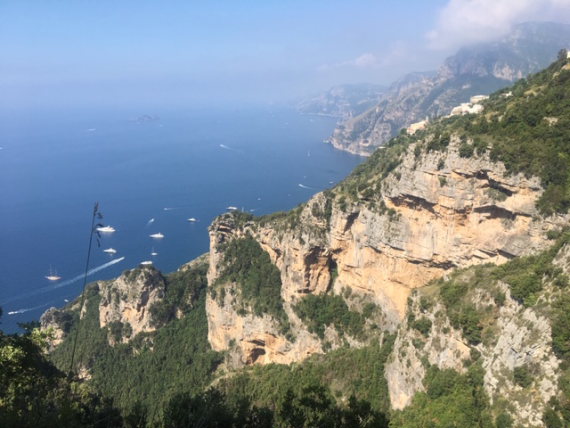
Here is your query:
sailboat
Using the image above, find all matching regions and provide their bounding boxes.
[151,247,158,256]
[45,266,61,281]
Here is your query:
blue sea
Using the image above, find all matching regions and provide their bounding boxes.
[0,106,362,333]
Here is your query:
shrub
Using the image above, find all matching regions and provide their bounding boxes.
[218,237,287,327]
[495,412,513,428]
[513,365,533,388]
[294,294,366,340]
[411,318,432,337]
[458,142,474,158]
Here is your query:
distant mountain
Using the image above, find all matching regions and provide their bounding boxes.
[297,83,387,119]
[330,21,570,156]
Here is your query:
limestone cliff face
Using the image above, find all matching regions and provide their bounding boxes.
[98,266,166,344]
[40,266,167,347]
[40,307,73,349]
[206,220,327,367]
[206,138,564,368]
[386,271,565,427]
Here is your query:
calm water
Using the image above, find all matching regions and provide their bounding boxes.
[0,106,362,332]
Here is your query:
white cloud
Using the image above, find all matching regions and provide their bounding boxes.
[317,52,379,71]
[317,42,412,73]
[352,53,378,67]
[427,0,570,50]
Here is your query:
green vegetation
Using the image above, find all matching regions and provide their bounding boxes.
[49,262,223,424]
[1,315,394,427]
[217,336,395,418]
[408,315,432,338]
[216,237,289,331]
[162,384,389,428]
[149,261,206,326]
[424,229,570,425]
[391,364,492,427]
[439,276,484,345]
[446,52,570,214]
[0,314,122,427]
[485,187,509,202]
[513,365,533,388]
[293,294,368,340]
[331,53,570,217]
[257,204,305,231]
[336,132,414,205]
[492,230,570,306]
[432,230,570,348]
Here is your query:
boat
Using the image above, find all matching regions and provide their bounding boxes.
[45,266,61,281]
[151,247,158,256]
[140,261,153,265]
[149,232,164,239]
[96,225,116,233]
[103,248,117,254]
[226,206,238,210]
[187,217,197,222]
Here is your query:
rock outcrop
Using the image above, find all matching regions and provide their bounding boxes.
[206,137,565,368]
[40,307,74,348]
[386,266,565,427]
[98,266,166,344]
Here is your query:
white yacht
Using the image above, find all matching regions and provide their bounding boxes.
[96,226,116,233]
[187,217,197,222]
[45,266,61,281]
[149,232,164,239]
[140,261,153,265]
[103,248,117,254]
[226,206,238,210]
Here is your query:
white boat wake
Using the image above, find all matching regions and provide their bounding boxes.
[298,183,316,190]
[219,144,242,153]
[46,257,126,292]
[8,302,51,315]
[8,292,75,315]
[146,218,155,226]
[1,257,125,306]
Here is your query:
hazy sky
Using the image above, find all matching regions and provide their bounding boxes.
[2,0,570,109]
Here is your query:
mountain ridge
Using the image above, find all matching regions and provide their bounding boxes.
[329,21,570,156]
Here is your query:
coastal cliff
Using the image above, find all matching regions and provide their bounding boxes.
[205,136,562,368]
[39,55,570,426]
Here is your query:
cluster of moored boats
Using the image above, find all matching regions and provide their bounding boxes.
[44,209,224,281]
[95,225,167,268]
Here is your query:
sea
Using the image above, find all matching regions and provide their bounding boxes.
[0,106,363,333]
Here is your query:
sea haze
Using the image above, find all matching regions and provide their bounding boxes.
[0,106,363,332]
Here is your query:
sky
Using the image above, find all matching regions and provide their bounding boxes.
[2,0,570,109]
